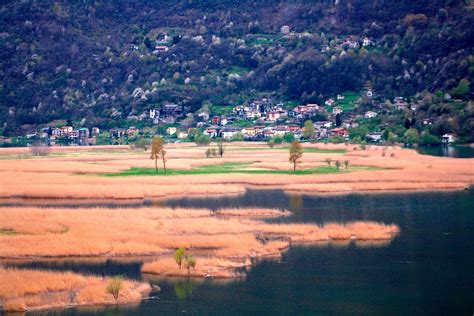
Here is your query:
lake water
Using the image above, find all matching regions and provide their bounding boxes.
[7,189,474,315]
[416,145,474,158]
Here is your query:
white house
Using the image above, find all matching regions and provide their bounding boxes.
[281,25,290,35]
[221,127,240,140]
[166,127,177,136]
[442,134,456,144]
[366,132,383,143]
[204,127,218,138]
[314,121,332,130]
[365,111,378,119]
[149,109,159,119]
[325,99,335,106]
[333,106,343,115]
[362,37,372,47]
[178,131,189,139]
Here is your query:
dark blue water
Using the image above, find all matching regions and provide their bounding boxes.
[18,189,474,315]
[416,145,474,158]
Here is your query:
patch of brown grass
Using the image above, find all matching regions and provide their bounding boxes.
[0,268,150,312]
[0,206,399,280]
[1,143,472,200]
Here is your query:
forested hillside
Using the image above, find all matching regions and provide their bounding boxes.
[1,0,473,140]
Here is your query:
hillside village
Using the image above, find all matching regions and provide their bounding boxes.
[0,87,460,148]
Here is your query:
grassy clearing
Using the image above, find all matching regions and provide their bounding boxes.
[279,146,347,154]
[102,162,364,177]
[228,146,347,154]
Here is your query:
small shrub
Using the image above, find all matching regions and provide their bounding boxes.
[390,152,396,158]
[205,148,211,158]
[325,158,332,167]
[217,141,225,157]
[184,254,197,275]
[344,160,349,169]
[30,141,50,156]
[195,134,211,146]
[106,276,124,301]
[272,136,283,144]
[175,248,186,269]
[335,160,341,170]
[267,139,275,148]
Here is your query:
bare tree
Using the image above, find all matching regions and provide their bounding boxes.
[289,140,303,172]
[30,140,50,156]
[217,140,225,157]
[325,157,332,167]
[150,137,166,173]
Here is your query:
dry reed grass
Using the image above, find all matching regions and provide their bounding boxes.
[0,206,399,279]
[1,143,472,200]
[0,268,150,312]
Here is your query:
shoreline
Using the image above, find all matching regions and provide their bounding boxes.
[0,184,470,205]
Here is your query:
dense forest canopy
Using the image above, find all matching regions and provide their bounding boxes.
[0,0,472,139]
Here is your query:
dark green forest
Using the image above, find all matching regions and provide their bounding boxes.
[0,0,473,140]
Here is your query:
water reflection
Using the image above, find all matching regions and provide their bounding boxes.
[2,257,148,280]
[416,145,474,158]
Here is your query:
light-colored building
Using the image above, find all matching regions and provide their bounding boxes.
[166,127,177,136]
[281,25,290,35]
[365,111,378,119]
[333,106,343,115]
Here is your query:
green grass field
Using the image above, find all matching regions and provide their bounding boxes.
[228,146,346,154]
[104,161,380,177]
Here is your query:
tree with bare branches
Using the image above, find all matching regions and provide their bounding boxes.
[150,136,167,173]
[289,140,303,172]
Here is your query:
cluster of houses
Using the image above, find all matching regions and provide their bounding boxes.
[14,89,461,147]
[321,35,374,53]
[26,126,100,146]
[189,98,356,141]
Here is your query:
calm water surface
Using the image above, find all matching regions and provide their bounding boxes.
[10,189,474,315]
[416,145,474,158]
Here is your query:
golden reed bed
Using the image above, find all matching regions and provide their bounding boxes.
[0,206,399,311]
[0,143,472,199]
[0,268,151,312]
